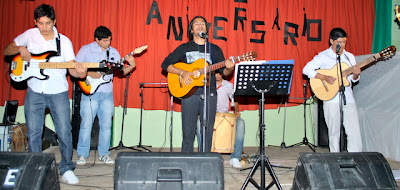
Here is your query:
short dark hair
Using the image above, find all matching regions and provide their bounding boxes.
[94,26,112,40]
[329,28,347,41]
[34,4,56,21]
[188,16,208,40]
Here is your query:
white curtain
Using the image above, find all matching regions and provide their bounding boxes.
[354,50,400,161]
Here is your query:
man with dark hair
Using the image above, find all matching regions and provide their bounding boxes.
[161,16,235,152]
[75,26,135,165]
[303,27,362,152]
[3,4,87,184]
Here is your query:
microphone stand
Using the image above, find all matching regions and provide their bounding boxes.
[336,45,346,152]
[201,33,209,152]
[109,72,141,151]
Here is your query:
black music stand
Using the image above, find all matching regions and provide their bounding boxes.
[234,60,294,190]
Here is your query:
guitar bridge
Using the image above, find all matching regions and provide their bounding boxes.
[84,79,90,86]
[11,62,16,70]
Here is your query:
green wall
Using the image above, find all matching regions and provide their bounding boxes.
[393,0,400,48]
[0,100,316,149]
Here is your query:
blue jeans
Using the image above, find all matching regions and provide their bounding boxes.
[77,92,114,158]
[25,88,75,175]
[197,116,245,160]
[181,93,217,152]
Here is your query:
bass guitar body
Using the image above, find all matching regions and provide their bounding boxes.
[8,51,58,82]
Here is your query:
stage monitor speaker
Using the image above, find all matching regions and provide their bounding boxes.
[114,152,224,190]
[292,152,398,190]
[0,152,59,190]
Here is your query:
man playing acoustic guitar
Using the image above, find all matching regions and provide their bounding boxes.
[161,16,235,152]
[303,28,362,153]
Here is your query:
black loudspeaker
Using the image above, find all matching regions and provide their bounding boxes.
[292,152,398,190]
[2,100,18,125]
[317,99,347,149]
[114,152,224,190]
[317,99,329,147]
[0,152,59,190]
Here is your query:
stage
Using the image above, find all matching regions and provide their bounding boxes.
[41,145,400,190]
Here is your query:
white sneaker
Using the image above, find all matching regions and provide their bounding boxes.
[76,156,87,165]
[62,170,79,184]
[99,155,115,165]
[230,158,242,168]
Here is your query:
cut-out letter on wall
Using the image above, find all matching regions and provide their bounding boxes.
[167,16,183,41]
[250,21,265,43]
[146,0,162,25]
[234,8,247,31]
[214,17,228,41]
[284,22,299,45]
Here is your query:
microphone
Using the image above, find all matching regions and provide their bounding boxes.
[336,43,341,53]
[199,31,208,38]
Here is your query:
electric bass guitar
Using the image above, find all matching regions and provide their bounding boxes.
[167,51,257,98]
[310,45,396,101]
[6,52,104,82]
[77,44,148,95]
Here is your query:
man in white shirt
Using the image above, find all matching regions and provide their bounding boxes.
[3,4,87,184]
[303,28,362,152]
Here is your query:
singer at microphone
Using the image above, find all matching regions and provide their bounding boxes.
[161,16,235,153]
[302,27,362,153]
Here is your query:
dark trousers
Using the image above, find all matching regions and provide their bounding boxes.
[181,92,217,152]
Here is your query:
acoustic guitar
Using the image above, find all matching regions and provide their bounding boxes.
[310,45,396,101]
[167,51,257,98]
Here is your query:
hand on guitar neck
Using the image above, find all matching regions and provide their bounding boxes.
[87,71,103,79]
[351,65,361,79]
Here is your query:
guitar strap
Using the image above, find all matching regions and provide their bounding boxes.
[343,54,353,66]
[56,33,61,56]
[105,49,114,74]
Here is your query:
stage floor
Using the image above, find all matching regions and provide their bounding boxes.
[43,146,400,190]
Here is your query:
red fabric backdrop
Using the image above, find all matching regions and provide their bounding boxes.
[0,0,375,111]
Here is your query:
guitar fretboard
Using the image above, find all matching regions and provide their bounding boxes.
[197,56,243,75]
[343,53,380,76]
[38,62,101,69]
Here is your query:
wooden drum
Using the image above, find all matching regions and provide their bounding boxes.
[10,123,28,152]
[211,112,237,153]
